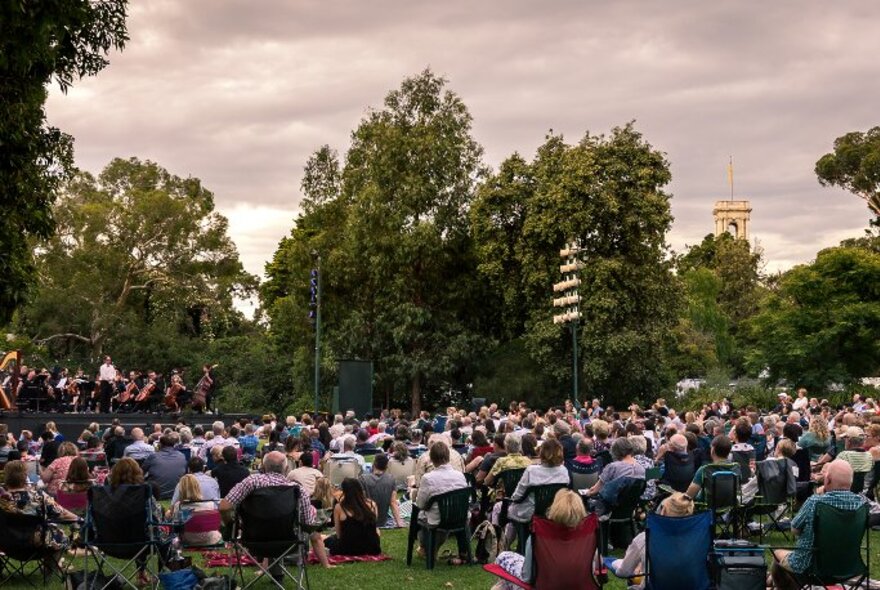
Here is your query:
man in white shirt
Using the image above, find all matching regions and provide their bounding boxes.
[328,415,345,439]
[97,356,116,413]
[331,436,365,469]
[415,441,468,555]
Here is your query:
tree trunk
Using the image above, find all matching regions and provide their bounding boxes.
[410,371,422,415]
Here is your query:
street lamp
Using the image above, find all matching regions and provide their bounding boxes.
[553,242,583,407]
[309,252,322,414]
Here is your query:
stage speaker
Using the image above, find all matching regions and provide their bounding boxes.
[337,360,373,418]
[472,397,487,413]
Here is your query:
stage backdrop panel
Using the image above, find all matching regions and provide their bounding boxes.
[336,360,373,418]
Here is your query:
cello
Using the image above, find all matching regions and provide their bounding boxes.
[164,374,184,411]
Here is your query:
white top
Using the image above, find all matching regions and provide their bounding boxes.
[98,363,116,382]
[415,464,467,526]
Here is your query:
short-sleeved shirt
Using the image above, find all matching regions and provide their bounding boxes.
[225,472,316,527]
[360,472,396,525]
[787,490,865,573]
[836,449,873,473]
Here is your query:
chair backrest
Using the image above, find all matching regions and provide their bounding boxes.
[730,450,754,481]
[326,458,362,487]
[791,448,812,483]
[182,506,222,537]
[530,483,569,519]
[56,488,90,514]
[570,470,599,492]
[644,466,662,482]
[531,514,600,590]
[810,502,869,582]
[0,509,46,556]
[607,477,647,520]
[426,487,471,531]
[755,458,792,505]
[662,452,697,493]
[87,484,153,549]
[705,470,739,511]
[850,470,866,494]
[645,510,712,590]
[387,457,414,489]
[499,468,526,496]
[237,485,301,550]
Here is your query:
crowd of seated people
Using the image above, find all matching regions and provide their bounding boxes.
[0,390,879,586]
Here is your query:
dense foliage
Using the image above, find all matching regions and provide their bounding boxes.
[0,0,128,324]
[816,126,880,221]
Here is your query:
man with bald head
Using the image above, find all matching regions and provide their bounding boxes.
[123,427,155,460]
[220,451,331,571]
[772,460,865,588]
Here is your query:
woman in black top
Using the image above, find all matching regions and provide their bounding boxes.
[323,477,381,556]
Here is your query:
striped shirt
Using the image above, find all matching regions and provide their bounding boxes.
[788,490,865,573]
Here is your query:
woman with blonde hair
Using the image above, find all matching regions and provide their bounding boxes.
[493,488,588,589]
[168,474,222,546]
[797,416,830,460]
[42,441,79,496]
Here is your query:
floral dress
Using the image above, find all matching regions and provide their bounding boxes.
[1,488,71,550]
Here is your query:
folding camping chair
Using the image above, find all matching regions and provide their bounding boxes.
[56,488,90,517]
[0,509,65,587]
[749,458,795,543]
[324,457,362,488]
[484,513,602,590]
[704,469,741,539]
[176,503,225,550]
[82,483,165,590]
[405,487,473,570]
[230,485,309,590]
[497,468,526,530]
[661,451,697,493]
[510,483,569,554]
[772,502,870,590]
[607,510,713,590]
[599,477,646,555]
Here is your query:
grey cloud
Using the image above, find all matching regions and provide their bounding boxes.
[45,1,880,279]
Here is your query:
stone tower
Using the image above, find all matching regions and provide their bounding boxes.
[713,200,751,240]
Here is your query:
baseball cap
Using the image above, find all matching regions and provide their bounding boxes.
[841,426,865,439]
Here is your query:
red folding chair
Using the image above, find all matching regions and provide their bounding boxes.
[180,508,225,550]
[55,488,89,516]
[484,513,602,590]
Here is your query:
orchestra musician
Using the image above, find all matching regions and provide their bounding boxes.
[164,372,187,412]
[97,356,116,413]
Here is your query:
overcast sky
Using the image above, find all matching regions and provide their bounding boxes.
[46,1,879,284]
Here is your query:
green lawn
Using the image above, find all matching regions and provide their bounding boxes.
[3,527,878,589]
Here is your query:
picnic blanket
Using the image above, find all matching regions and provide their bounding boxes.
[201,550,391,568]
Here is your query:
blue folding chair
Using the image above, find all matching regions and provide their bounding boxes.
[608,510,712,590]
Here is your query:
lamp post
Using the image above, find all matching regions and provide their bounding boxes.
[553,242,583,408]
[309,255,322,414]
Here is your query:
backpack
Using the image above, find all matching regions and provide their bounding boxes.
[472,519,499,564]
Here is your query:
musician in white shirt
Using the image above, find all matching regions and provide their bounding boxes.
[98,356,116,412]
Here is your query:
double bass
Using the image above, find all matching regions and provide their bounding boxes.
[192,364,217,412]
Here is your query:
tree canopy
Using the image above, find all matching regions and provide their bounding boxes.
[747,246,880,390]
[816,126,880,220]
[0,0,128,323]
[19,157,257,358]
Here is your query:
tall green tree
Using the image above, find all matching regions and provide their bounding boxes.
[0,0,128,323]
[675,233,763,372]
[816,126,880,220]
[472,126,681,408]
[264,70,490,412]
[747,246,880,390]
[19,157,257,357]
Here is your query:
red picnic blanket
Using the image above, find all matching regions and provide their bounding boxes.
[201,550,391,568]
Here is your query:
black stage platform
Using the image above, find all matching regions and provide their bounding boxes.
[0,411,252,440]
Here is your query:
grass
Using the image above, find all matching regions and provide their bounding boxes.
[3,525,878,589]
